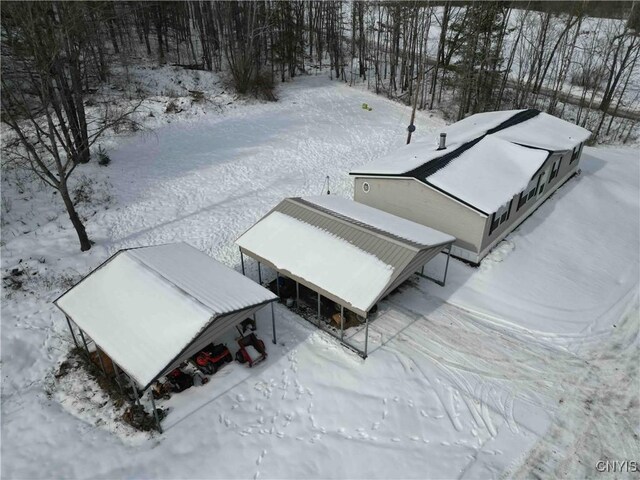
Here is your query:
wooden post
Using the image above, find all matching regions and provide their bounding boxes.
[65,316,79,348]
[406,60,424,145]
[271,302,276,345]
[317,292,321,327]
[276,272,280,298]
[340,305,344,341]
[295,281,299,308]
[240,250,245,275]
[258,262,262,285]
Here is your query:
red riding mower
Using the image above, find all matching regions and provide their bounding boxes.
[193,343,233,375]
[166,368,194,393]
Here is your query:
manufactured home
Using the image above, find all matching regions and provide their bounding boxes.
[350,109,592,264]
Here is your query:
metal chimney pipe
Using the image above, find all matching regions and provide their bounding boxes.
[438,133,447,150]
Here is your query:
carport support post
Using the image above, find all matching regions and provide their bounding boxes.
[442,245,452,286]
[276,272,280,298]
[317,292,321,327]
[364,316,369,358]
[78,329,91,359]
[95,346,109,378]
[271,302,277,345]
[149,390,163,433]
[112,362,124,394]
[340,305,344,341]
[295,281,299,308]
[240,250,245,275]
[65,316,79,348]
[258,262,262,285]
[129,375,140,406]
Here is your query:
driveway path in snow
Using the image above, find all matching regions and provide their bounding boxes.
[370,284,639,478]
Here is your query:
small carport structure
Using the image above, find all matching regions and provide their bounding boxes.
[236,196,455,358]
[54,242,277,432]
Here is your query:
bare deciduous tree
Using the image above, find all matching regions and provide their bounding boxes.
[2,2,140,251]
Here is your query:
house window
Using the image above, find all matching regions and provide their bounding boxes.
[570,144,581,164]
[519,177,537,211]
[489,200,512,236]
[502,199,513,223]
[535,171,545,196]
[489,212,500,235]
[550,157,562,180]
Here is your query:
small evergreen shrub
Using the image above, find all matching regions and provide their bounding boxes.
[97,145,111,166]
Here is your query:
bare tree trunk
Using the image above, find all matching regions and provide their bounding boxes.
[60,182,92,251]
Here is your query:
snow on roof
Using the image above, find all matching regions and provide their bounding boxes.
[349,110,525,176]
[493,112,591,151]
[236,211,394,312]
[55,243,276,388]
[350,110,591,177]
[127,243,276,314]
[349,139,453,175]
[349,110,591,213]
[441,109,525,145]
[427,136,548,214]
[302,195,454,246]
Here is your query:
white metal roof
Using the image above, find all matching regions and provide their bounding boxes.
[303,195,455,246]
[237,211,394,312]
[428,136,548,214]
[236,198,454,315]
[55,243,276,388]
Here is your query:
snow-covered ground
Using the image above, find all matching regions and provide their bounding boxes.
[1,72,638,479]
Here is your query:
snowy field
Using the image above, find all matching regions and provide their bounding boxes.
[1,72,638,479]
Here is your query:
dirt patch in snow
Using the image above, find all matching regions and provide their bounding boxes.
[47,350,154,444]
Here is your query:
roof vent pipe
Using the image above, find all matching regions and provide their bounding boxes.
[437,133,447,150]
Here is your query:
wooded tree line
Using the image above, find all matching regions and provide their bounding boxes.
[1,1,639,251]
[5,2,638,129]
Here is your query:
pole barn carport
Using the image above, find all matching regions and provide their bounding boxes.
[236,196,455,358]
[54,242,278,432]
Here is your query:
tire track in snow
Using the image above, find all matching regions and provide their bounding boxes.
[508,306,639,479]
[376,291,639,478]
